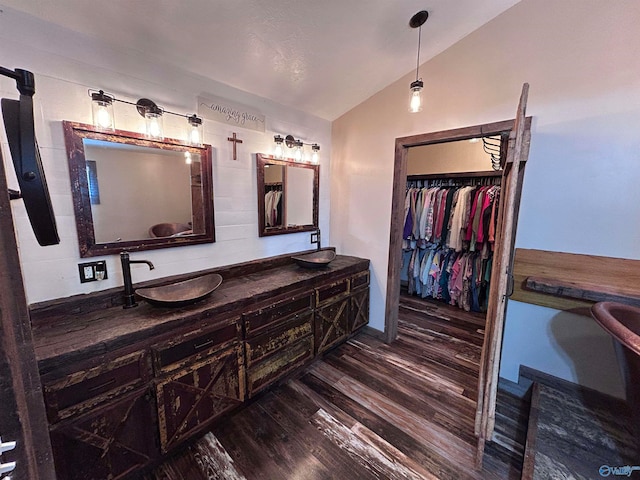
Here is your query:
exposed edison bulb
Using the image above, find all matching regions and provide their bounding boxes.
[311,144,320,164]
[96,104,112,128]
[184,151,192,165]
[273,135,285,159]
[294,145,303,162]
[274,143,283,159]
[187,115,203,146]
[189,126,201,145]
[91,90,114,130]
[146,113,163,139]
[409,89,422,113]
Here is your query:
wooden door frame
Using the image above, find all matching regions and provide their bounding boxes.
[0,157,57,478]
[384,118,530,343]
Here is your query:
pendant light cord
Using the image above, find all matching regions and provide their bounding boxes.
[415,26,422,81]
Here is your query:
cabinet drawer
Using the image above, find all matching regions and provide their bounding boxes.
[246,335,314,398]
[316,277,349,306]
[244,294,312,337]
[350,270,370,291]
[245,311,313,367]
[43,350,150,423]
[153,319,241,373]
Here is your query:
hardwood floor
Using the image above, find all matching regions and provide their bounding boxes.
[144,294,523,480]
[522,382,636,479]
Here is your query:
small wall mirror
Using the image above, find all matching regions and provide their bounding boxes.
[63,121,215,257]
[256,153,318,237]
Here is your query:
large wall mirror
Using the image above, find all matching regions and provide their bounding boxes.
[256,153,318,237]
[63,121,215,257]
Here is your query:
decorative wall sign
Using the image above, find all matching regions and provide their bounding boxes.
[198,95,265,132]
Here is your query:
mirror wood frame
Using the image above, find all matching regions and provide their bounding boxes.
[63,121,215,257]
[256,153,319,237]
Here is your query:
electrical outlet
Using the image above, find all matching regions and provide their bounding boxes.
[78,261,108,283]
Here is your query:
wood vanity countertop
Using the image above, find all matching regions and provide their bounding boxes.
[31,254,369,373]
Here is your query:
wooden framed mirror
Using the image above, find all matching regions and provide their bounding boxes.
[256,153,319,237]
[63,121,215,257]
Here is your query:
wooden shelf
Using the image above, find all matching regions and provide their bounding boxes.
[525,276,640,308]
[407,170,502,181]
[512,249,640,311]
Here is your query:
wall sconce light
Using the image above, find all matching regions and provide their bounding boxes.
[88,90,204,144]
[187,114,203,146]
[311,144,320,164]
[408,10,428,113]
[136,98,164,139]
[273,134,320,163]
[89,90,115,130]
[274,135,285,159]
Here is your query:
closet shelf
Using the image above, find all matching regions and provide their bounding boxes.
[525,276,640,308]
[407,170,502,181]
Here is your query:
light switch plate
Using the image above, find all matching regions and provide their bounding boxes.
[78,261,108,283]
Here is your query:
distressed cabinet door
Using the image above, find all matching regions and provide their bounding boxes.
[349,287,370,334]
[49,388,157,480]
[315,297,349,354]
[155,345,243,453]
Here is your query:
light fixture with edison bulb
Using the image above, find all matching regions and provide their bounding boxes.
[272,134,320,163]
[187,114,203,146]
[136,98,164,139]
[90,90,115,130]
[408,10,428,113]
[88,89,205,144]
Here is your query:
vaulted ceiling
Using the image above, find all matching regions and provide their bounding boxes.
[1,0,521,120]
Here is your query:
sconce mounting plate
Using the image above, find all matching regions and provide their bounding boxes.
[136,98,159,117]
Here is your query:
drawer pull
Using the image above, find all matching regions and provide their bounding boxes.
[88,378,116,393]
[193,339,214,351]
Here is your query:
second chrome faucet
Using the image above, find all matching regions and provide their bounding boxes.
[120,252,155,308]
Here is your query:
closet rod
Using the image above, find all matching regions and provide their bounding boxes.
[407,170,502,181]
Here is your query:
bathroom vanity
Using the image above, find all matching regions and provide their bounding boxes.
[29,250,369,480]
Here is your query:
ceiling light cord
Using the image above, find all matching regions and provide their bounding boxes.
[415,25,422,82]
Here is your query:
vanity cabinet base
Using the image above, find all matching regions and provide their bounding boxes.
[49,388,157,480]
[35,254,370,480]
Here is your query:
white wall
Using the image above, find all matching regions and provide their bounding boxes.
[331,0,640,397]
[407,139,493,175]
[0,6,331,304]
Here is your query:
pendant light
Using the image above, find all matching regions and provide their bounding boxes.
[409,10,428,113]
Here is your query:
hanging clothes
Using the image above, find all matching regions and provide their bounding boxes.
[401,176,501,313]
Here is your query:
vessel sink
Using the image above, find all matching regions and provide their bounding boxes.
[148,222,192,238]
[292,250,336,269]
[135,273,222,307]
[591,302,640,355]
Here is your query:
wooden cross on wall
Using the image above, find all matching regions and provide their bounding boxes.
[227,132,243,160]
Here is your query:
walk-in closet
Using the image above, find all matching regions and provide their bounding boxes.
[400,135,503,310]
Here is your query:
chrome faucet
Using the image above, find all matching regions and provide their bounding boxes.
[120,252,155,309]
[311,228,321,251]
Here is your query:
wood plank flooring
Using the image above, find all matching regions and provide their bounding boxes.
[144,294,523,479]
[523,382,637,479]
